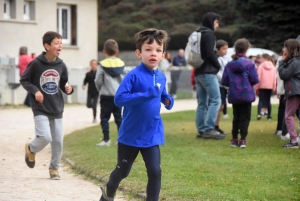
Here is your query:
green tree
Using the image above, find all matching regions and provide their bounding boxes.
[97,0,238,50]
[235,0,300,53]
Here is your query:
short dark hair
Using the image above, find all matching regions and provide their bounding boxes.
[216,40,228,50]
[42,31,62,50]
[19,46,28,55]
[282,39,300,61]
[232,38,251,60]
[103,39,119,56]
[135,28,170,52]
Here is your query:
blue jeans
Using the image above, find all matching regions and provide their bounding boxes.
[195,74,221,132]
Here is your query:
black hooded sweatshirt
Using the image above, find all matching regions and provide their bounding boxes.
[20,52,73,118]
[194,12,221,75]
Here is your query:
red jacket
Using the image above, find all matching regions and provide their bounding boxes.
[18,54,33,75]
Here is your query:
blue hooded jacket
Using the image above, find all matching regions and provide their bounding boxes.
[114,62,174,148]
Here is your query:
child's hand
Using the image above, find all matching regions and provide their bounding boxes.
[82,85,86,90]
[65,82,72,94]
[165,98,170,106]
[35,91,44,103]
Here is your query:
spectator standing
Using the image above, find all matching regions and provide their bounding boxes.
[215,39,229,134]
[159,52,172,92]
[82,59,99,123]
[18,46,33,107]
[170,49,186,98]
[20,31,73,179]
[94,39,125,146]
[194,12,224,139]
[254,53,277,120]
[99,28,173,201]
[221,38,259,148]
[278,38,300,148]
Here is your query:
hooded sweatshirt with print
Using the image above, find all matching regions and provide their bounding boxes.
[20,52,73,118]
[95,57,125,98]
[114,63,174,148]
[254,60,277,92]
[194,12,221,76]
[221,54,259,104]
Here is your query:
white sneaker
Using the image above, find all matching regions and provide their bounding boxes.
[298,134,300,142]
[280,133,290,140]
[223,114,230,119]
[96,140,111,146]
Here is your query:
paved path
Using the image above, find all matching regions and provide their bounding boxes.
[0,97,278,201]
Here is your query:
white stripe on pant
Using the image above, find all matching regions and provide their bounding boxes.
[30,115,63,170]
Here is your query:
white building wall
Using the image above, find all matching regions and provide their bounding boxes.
[0,0,97,105]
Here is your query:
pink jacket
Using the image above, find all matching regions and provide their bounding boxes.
[18,54,33,76]
[254,60,277,92]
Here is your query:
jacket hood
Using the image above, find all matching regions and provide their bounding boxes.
[100,57,125,77]
[231,56,248,74]
[202,12,221,31]
[36,51,63,65]
[261,60,274,70]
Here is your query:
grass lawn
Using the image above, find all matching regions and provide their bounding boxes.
[63,105,300,201]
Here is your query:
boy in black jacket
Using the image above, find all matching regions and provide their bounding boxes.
[20,31,73,179]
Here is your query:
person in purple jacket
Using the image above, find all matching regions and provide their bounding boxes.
[221,38,259,148]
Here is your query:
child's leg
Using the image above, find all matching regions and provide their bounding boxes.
[239,103,252,140]
[266,89,272,119]
[100,98,113,141]
[276,95,285,132]
[91,94,98,119]
[86,93,92,108]
[232,104,240,139]
[106,143,139,197]
[30,115,52,153]
[140,145,161,201]
[285,96,300,142]
[222,88,228,115]
[49,118,63,170]
[257,89,263,116]
[112,103,122,130]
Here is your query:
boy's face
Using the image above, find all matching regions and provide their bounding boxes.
[135,40,165,70]
[44,37,63,57]
[90,60,98,71]
[216,45,228,57]
[214,19,219,31]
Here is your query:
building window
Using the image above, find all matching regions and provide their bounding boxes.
[23,1,30,20]
[57,5,77,45]
[4,0,11,19]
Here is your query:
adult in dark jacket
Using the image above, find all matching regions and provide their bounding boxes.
[169,49,186,98]
[194,12,224,139]
[82,59,99,123]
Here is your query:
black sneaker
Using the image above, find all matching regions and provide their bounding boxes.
[203,129,225,139]
[215,126,226,135]
[239,140,246,148]
[282,141,299,148]
[99,186,115,201]
[231,139,238,148]
[196,132,203,138]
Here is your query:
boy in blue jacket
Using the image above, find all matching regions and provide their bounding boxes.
[99,28,174,201]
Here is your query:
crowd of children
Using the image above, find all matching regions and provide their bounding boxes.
[19,16,300,201]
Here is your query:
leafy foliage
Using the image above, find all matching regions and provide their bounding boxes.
[97,0,238,50]
[235,0,300,53]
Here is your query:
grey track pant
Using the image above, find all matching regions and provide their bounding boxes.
[29,115,63,170]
